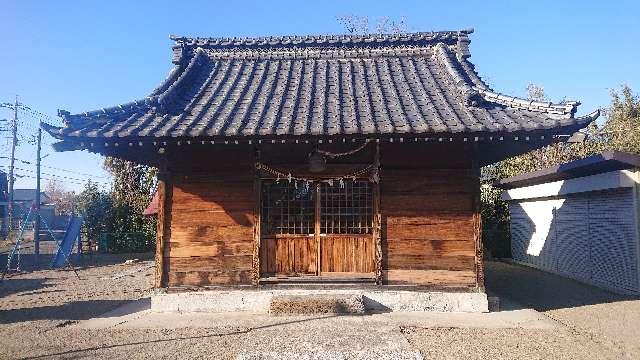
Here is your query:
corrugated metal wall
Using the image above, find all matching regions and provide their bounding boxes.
[510,188,639,294]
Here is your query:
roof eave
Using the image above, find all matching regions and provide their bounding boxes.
[497,150,640,189]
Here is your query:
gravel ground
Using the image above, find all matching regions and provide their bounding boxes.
[1,253,638,359]
[484,260,640,359]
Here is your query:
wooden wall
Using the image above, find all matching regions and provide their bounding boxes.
[379,143,480,287]
[156,142,482,289]
[159,147,256,287]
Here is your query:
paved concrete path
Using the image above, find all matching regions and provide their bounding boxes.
[76,298,555,331]
[75,297,555,359]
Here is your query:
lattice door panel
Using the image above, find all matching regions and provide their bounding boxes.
[260,179,375,277]
[261,181,315,235]
[320,181,373,235]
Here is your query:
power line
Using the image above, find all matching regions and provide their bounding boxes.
[41,163,111,179]
[0,165,111,185]
[16,103,64,127]
[14,172,108,187]
[0,156,111,179]
[12,169,110,186]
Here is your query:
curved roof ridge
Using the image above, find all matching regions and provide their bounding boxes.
[474,87,579,116]
[57,49,209,125]
[432,43,480,104]
[148,62,185,97]
[170,29,474,49]
[57,98,151,123]
[156,48,208,112]
[575,109,601,123]
[431,43,579,117]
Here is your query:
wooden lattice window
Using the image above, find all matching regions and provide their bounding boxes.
[261,181,315,235]
[320,181,372,234]
[261,180,373,235]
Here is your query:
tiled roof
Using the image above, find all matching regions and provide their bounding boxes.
[46,29,598,142]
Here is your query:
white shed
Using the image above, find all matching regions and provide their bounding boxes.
[500,151,640,295]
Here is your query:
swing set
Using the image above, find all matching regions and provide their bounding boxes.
[1,203,83,281]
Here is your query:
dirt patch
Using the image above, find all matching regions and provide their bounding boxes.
[270,294,366,315]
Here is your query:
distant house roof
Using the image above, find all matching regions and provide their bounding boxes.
[497,151,640,189]
[12,189,52,204]
[45,29,597,149]
[143,191,159,216]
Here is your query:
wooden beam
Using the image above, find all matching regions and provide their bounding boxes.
[154,159,172,288]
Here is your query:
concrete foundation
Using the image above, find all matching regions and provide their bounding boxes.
[151,289,489,313]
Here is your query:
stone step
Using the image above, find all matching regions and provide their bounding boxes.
[151,289,489,313]
[269,294,366,315]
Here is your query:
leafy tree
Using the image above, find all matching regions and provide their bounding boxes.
[601,85,640,155]
[102,157,157,251]
[44,179,77,215]
[76,181,112,246]
[103,157,156,210]
[336,15,407,34]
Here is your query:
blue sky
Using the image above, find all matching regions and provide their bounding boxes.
[1,0,638,191]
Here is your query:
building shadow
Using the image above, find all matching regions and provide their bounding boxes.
[0,299,134,324]
[485,260,637,312]
[0,277,51,298]
[0,252,154,273]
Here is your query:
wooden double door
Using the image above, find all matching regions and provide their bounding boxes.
[259,180,376,278]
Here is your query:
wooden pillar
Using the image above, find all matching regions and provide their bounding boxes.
[373,142,383,285]
[471,145,485,290]
[315,183,321,275]
[251,148,261,285]
[154,159,172,288]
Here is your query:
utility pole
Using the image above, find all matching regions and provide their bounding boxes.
[7,95,18,233]
[34,124,42,266]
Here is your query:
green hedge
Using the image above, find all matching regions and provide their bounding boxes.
[99,232,155,253]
